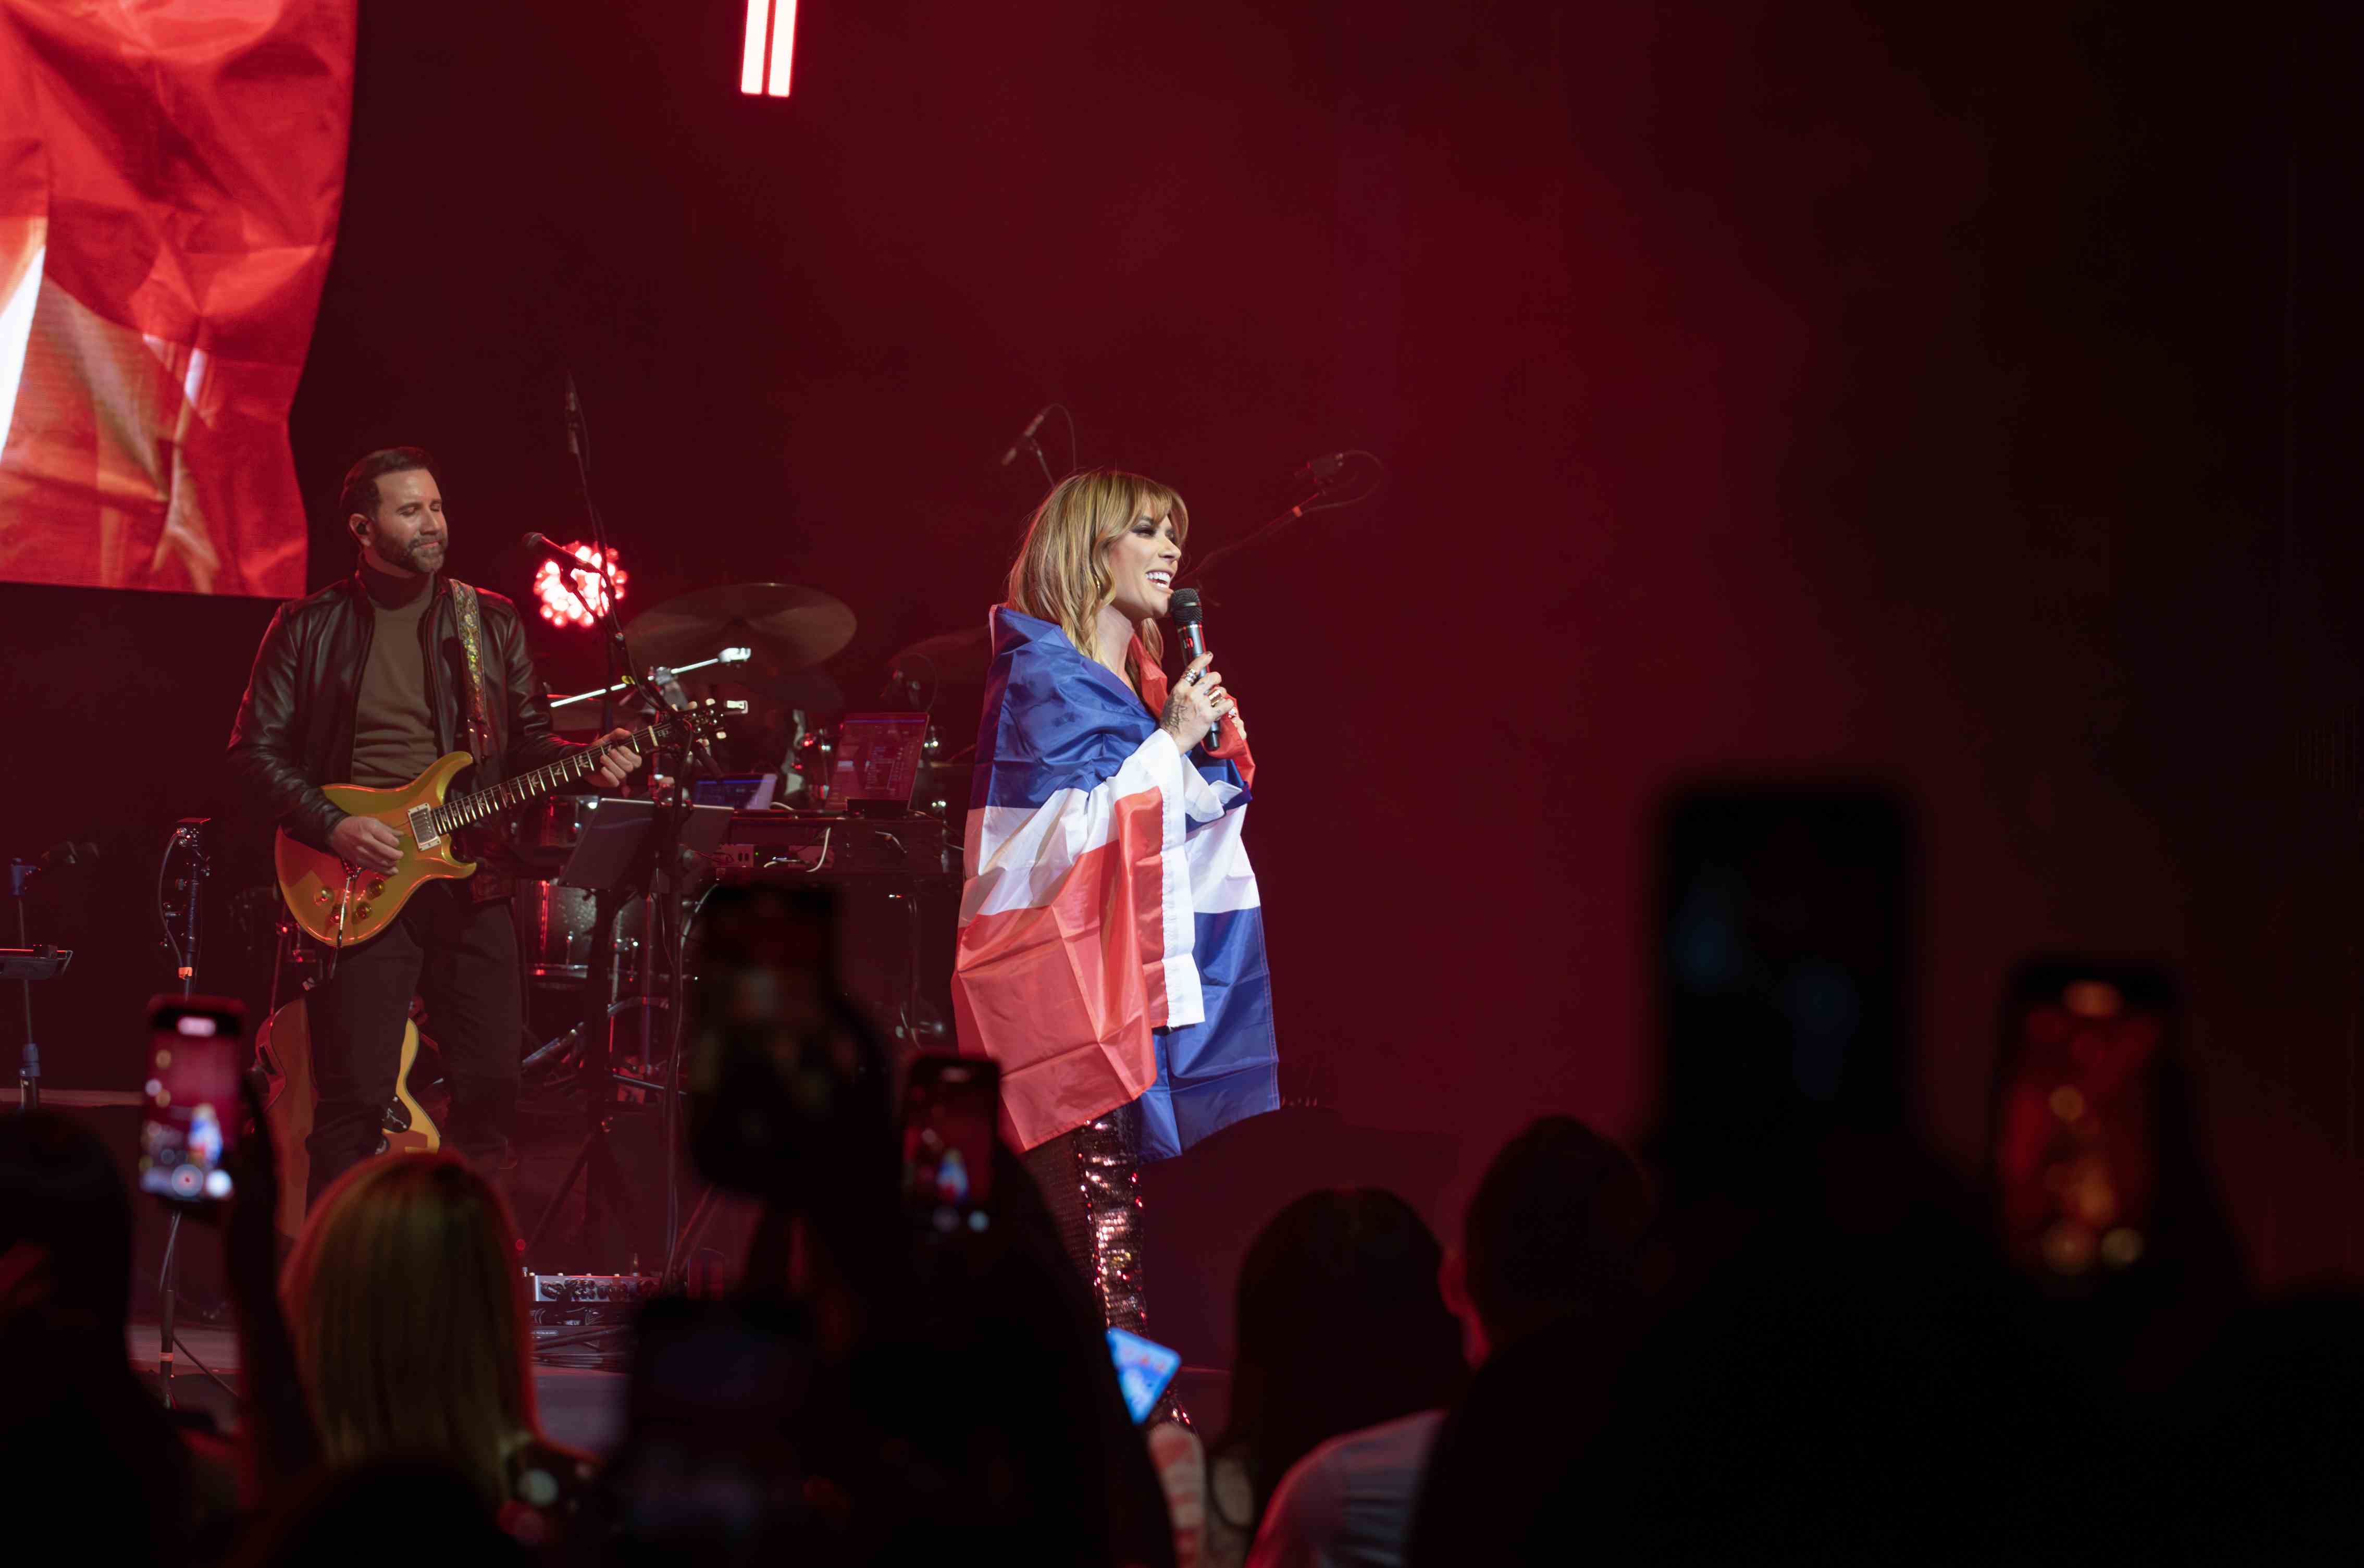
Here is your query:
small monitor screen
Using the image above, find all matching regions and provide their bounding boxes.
[691,774,777,810]
[828,714,929,807]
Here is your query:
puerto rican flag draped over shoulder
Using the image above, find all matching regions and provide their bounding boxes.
[954,607,1280,1160]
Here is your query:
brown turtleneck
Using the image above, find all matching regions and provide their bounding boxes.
[349,569,440,787]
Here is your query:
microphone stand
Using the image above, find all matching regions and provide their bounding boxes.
[566,377,621,736]
[155,821,214,1409]
[1180,488,1330,588]
[1180,455,1382,588]
[527,469,719,1305]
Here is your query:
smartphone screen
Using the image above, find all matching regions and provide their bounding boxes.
[688,883,890,1201]
[1107,1327,1184,1424]
[1994,961,2170,1282]
[139,995,245,1206]
[609,1297,818,1550]
[900,1055,998,1234]
[1657,789,1914,1168]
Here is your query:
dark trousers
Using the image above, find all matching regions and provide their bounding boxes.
[304,879,521,1203]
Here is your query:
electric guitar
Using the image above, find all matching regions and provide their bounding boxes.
[274,699,732,949]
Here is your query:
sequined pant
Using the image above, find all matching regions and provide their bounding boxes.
[1021,1100,1148,1332]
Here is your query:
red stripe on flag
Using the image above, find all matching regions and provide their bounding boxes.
[952,786,1172,1150]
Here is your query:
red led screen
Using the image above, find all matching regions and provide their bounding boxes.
[0,1,354,596]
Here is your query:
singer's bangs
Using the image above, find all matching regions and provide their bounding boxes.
[1132,480,1189,550]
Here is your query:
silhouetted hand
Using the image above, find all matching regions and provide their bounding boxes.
[224,1073,281,1295]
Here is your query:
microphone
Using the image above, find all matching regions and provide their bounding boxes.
[998,405,1050,467]
[1168,588,1220,750]
[564,375,584,463]
[1291,451,1350,488]
[520,532,608,581]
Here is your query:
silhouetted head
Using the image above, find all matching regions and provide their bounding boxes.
[1215,1188,1467,1535]
[0,1110,135,1337]
[1454,1115,1657,1357]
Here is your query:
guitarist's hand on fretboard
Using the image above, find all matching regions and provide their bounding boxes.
[588,727,646,789]
[330,816,402,874]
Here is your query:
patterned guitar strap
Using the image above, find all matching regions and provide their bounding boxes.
[449,580,505,900]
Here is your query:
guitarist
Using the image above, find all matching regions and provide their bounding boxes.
[227,447,643,1204]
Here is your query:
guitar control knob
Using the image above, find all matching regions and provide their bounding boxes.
[353,902,372,920]
[367,880,386,898]
[315,889,331,906]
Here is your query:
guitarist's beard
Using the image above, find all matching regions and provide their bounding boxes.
[369,532,446,576]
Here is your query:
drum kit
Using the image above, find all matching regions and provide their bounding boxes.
[516,578,968,987]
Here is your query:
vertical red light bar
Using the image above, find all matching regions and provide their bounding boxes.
[769,0,798,96]
[739,0,769,94]
[739,0,796,98]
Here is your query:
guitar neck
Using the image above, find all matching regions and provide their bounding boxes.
[432,717,677,835]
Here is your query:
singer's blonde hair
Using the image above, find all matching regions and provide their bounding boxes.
[1004,469,1189,665]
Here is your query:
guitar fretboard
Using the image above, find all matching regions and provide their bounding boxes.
[428,718,678,836]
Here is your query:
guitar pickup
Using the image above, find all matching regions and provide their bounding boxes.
[407,805,442,850]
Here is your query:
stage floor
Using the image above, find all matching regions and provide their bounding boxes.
[128,1322,1231,1448]
[126,1319,630,1453]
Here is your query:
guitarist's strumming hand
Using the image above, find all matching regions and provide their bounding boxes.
[590,727,645,789]
[329,815,402,875]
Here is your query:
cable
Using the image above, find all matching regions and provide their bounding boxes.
[166,1316,239,1402]
[154,831,185,978]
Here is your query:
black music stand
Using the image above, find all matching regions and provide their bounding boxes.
[3,910,72,1111]
[527,799,658,1268]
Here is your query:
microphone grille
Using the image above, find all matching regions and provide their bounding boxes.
[1168,587,1203,625]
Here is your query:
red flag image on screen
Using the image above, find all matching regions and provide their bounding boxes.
[0,2,355,596]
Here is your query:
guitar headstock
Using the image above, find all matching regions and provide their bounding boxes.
[670,695,747,744]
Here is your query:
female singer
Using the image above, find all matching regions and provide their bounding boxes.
[953,470,1281,1334]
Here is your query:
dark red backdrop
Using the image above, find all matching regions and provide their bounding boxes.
[3,1,2358,1294]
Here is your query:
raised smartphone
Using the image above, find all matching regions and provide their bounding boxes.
[1107,1326,1184,1424]
[901,1054,999,1234]
[139,994,245,1208]
[1992,960,2172,1283]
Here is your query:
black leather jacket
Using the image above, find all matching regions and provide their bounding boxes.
[226,571,577,854]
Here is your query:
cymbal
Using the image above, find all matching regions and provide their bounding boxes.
[625,583,855,681]
[889,624,993,686]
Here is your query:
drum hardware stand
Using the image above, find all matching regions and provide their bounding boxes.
[519,995,667,1086]
[526,802,659,1286]
[535,413,730,1317]
[548,646,752,717]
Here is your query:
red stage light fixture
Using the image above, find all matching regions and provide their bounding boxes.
[740,0,797,97]
[533,541,626,629]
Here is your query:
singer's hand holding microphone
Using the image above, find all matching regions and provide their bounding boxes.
[1162,586,1240,754]
[1160,653,1236,754]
